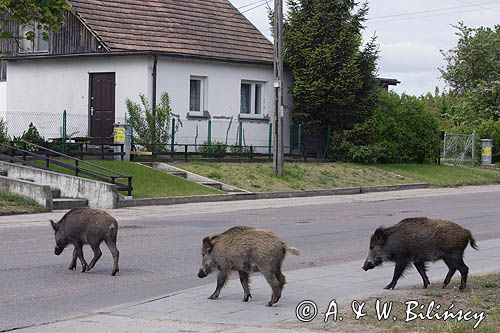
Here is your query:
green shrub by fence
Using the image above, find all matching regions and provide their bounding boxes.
[331,92,441,164]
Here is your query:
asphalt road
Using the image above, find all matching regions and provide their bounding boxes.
[1,188,499,331]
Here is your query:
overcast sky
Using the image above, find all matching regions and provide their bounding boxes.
[229,0,500,96]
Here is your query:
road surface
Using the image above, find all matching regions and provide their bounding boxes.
[1,186,499,331]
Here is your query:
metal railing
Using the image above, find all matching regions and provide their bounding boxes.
[0,141,133,196]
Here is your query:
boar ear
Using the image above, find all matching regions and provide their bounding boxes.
[202,236,213,252]
[373,227,387,246]
[50,220,58,231]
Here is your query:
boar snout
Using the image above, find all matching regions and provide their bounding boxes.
[54,246,63,256]
[362,261,375,271]
[198,269,208,278]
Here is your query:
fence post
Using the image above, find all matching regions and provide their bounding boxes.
[324,125,332,159]
[129,113,134,147]
[62,110,67,153]
[207,120,212,155]
[471,131,477,166]
[298,123,302,157]
[239,122,243,154]
[171,118,176,159]
[268,123,272,156]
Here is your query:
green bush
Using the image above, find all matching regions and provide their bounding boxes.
[331,92,441,164]
[477,120,500,162]
[197,140,227,156]
[0,118,8,144]
[126,91,178,152]
[11,123,48,151]
[229,144,250,155]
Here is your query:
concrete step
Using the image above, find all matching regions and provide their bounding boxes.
[52,198,88,210]
[51,188,61,199]
[167,171,187,178]
[200,181,223,190]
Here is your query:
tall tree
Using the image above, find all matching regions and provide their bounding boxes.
[284,0,379,132]
[1,0,68,52]
[440,22,500,94]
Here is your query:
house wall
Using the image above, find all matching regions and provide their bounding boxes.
[157,57,290,152]
[5,56,148,138]
[4,55,292,154]
[0,82,6,115]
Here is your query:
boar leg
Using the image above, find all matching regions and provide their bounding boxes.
[414,262,430,288]
[105,239,120,276]
[276,268,286,290]
[209,270,229,300]
[384,260,408,290]
[238,271,252,302]
[75,244,88,273]
[86,243,102,272]
[68,248,78,270]
[442,258,457,288]
[264,273,282,306]
[455,257,469,290]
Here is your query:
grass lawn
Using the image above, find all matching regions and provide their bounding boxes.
[304,273,499,333]
[0,191,47,215]
[32,159,222,199]
[173,162,414,192]
[375,164,500,187]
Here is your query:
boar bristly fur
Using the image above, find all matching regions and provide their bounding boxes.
[50,208,120,276]
[198,226,300,307]
[363,217,479,290]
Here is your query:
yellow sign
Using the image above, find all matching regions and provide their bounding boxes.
[482,146,492,157]
[114,127,126,143]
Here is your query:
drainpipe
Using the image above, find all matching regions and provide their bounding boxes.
[152,55,158,154]
[152,55,158,117]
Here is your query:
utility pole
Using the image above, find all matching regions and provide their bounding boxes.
[273,0,284,176]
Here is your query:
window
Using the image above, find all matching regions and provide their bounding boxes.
[240,83,251,114]
[19,24,49,53]
[240,81,264,115]
[189,76,207,112]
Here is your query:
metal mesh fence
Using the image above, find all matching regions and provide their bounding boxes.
[0,110,330,159]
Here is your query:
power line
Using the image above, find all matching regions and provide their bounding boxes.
[369,4,500,24]
[237,0,267,10]
[368,1,499,21]
[453,0,500,13]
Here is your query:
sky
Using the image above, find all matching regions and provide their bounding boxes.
[229,0,500,96]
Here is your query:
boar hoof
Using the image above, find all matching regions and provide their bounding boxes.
[383,284,395,290]
[208,294,219,300]
[111,268,119,276]
[68,265,76,270]
[266,301,274,307]
[81,264,88,273]
[243,294,252,302]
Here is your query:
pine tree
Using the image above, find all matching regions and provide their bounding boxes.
[284,0,379,132]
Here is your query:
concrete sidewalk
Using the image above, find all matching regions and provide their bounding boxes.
[20,238,500,332]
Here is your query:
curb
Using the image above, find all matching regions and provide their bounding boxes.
[117,183,428,208]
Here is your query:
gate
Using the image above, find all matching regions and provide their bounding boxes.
[442,132,477,166]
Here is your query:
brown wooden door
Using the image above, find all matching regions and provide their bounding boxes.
[89,73,115,144]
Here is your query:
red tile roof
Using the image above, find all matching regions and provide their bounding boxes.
[70,0,274,64]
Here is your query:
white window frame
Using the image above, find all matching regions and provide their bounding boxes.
[18,24,49,54]
[240,81,265,117]
[188,76,208,116]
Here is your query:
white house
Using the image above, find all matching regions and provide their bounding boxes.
[1,0,292,152]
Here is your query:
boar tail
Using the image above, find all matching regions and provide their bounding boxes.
[469,235,479,251]
[286,246,300,256]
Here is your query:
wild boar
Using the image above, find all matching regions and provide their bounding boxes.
[198,226,300,306]
[362,217,478,290]
[50,207,120,276]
